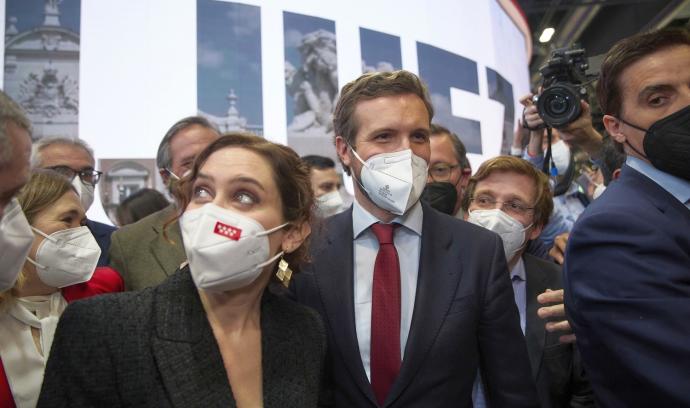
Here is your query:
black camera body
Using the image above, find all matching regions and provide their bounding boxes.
[534,46,590,128]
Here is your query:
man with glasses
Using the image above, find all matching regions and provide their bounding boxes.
[109,116,219,290]
[462,155,593,408]
[422,124,472,217]
[31,137,114,266]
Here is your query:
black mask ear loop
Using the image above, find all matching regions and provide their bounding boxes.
[616,117,649,159]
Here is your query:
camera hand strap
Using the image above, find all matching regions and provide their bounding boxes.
[542,127,556,176]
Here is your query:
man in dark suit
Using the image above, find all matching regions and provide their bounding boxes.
[292,70,538,407]
[462,155,593,408]
[564,28,690,406]
[109,116,219,290]
[31,137,115,266]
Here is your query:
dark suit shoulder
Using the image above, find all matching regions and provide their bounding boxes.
[576,165,674,227]
[86,219,117,236]
[523,253,562,288]
[112,205,177,240]
[63,285,156,330]
[265,290,326,338]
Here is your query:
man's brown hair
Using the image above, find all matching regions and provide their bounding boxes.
[597,28,690,117]
[333,70,434,148]
[462,156,553,228]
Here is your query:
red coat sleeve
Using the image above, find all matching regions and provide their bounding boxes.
[62,266,124,303]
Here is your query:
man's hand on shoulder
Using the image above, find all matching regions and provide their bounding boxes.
[537,288,576,344]
[548,233,570,265]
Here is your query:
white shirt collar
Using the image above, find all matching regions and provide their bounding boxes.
[352,198,424,239]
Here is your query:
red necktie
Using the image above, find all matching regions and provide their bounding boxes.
[370,223,401,406]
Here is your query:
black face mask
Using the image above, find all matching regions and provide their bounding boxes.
[620,105,690,181]
[421,182,458,215]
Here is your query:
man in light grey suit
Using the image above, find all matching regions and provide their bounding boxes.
[109,116,219,290]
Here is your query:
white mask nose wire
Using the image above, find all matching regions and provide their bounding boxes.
[349,145,414,184]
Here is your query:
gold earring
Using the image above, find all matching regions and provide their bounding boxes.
[276,257,293,288]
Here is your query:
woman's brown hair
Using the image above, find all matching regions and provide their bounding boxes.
[168,132,314,271]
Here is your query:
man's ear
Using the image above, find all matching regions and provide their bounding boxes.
[528,224,543,241]
[159,168,170,185]
[281,221,312,254]
[335,136,351,167]
[335,135,353,175]
[603,114,626,144]
[612,168,622,181]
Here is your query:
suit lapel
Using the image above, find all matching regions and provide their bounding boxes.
[150,206,187,276]
[385,206,462,406]
[151,269,236,407]
[524,254,548,380]
[314,209,378,406]
[622,165,690,224]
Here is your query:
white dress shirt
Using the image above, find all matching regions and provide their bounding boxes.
[0,292,68,408]
[352,199,423,381]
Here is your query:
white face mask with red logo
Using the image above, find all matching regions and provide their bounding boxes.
[180,203,288,292]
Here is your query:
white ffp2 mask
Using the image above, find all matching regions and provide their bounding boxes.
[550,140,571,176]
[467,209,532,261]
[0,198,34,291]
[315,190,344,218]
[71,178,95,212]
[180,204,288,292]
[351,148,427,215]
[26,225,101,288]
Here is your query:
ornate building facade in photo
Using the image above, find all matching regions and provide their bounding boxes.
[4,0,80,140]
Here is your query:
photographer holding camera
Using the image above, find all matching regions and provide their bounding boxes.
[521,95,603,167]
[518,47,606,250]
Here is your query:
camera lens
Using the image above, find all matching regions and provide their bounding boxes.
[536,84,582,128]
[547,94,569,115]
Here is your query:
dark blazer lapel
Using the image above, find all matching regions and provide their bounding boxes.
[150,206,187,276]
[151,269,236,407]
[524,254,548,380]
[386,205,462,405]
[314,208,377,405]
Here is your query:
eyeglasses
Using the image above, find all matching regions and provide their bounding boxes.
[470,194,535,217]
[428,162,460,183]
[47,165,103,186]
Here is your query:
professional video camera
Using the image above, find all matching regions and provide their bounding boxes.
[533,45,593,128]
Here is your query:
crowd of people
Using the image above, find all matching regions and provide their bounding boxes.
[0,27,688,407]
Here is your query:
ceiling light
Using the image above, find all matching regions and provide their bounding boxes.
[539,27,555,43]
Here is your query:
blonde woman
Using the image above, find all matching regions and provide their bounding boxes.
[0,170,123,408]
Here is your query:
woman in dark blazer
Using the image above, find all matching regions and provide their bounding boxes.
[38,133,331,407]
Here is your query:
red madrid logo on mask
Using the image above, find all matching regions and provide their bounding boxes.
[214,221,242,240]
